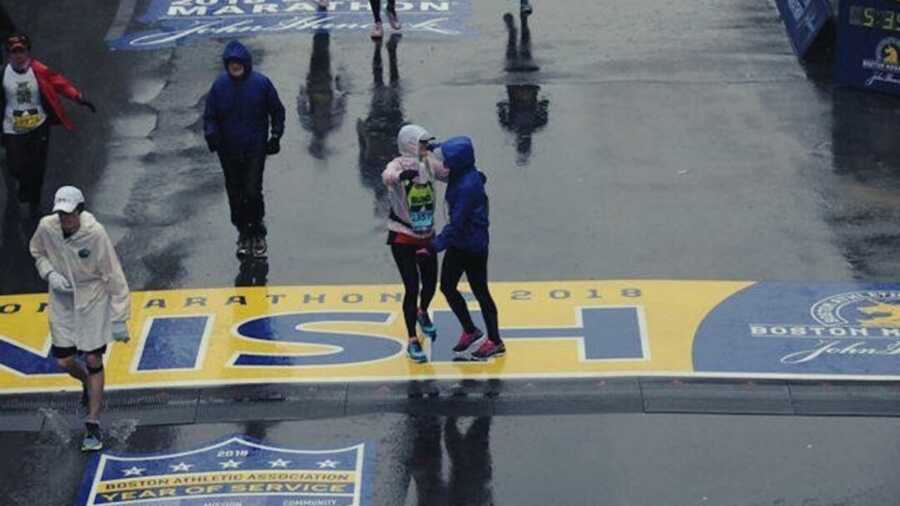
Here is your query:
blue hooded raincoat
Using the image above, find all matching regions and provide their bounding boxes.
[203,41,286,157]
[432,136,490,254]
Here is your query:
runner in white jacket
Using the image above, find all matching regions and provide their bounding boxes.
[29,186,130,452]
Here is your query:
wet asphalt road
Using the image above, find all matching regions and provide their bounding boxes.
[4,0,900,294]
[3,412,900,505]
[4,1,900,505]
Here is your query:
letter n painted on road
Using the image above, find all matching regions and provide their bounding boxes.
[430,306,649,363]
[0,335,62,376]
[232,312,403,367]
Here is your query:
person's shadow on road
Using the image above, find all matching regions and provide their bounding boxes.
[357,34,405,218]
[446,416,495,506]
[498,9,549,167]
[297,20,346,160]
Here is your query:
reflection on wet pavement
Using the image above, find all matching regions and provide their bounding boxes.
[357,33,405,220]
[298,27,347,160]
[498,9,549,167]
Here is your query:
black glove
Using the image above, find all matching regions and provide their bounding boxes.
[266,136,281,155]
[399,169,418,181]
[205,135,219,153]
[80,98,96,113]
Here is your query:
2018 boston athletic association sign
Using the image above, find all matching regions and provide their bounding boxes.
[108,0,473,50]
[2,280,900,394]
[76,435,371,505]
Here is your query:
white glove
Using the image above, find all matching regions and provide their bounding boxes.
[112,321,130,343]
[47,271,73,293]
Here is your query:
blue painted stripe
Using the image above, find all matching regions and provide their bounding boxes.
[137,317,209,371]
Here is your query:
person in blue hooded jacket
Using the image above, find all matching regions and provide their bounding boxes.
[418,136,505,361]
[204,40,285,259]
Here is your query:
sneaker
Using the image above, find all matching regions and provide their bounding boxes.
[81,422,103,452]
[417,310,436,341]
[471,340,506,361]
[452,328,486,359]
[407,339,427,363]
[371,22,384,39]
[520,0,533,15]
[387,10,401,30]
[252,236,267,257]
[81,383,89,408]
[236,236,251,258]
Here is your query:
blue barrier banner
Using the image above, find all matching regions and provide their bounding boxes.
[774,0,834,58]
[836,0,900,92]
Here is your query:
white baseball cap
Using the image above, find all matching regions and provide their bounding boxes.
[52,186,85,213]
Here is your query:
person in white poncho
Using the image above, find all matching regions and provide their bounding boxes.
[29,186,130,452]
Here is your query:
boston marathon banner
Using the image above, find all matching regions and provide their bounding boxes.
[836,0,900,93]
[2,281,900,394]
[75,435,371,505]
[108,0,473,50]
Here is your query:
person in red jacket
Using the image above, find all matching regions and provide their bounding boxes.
[1,34,95,218]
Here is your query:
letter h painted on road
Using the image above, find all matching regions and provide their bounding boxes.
[429,306,648,363]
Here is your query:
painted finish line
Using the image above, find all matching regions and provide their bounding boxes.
[2,280,900,394]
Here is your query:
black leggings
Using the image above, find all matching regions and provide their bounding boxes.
[218,152,267,238]
[391,243,437,337]
[440,248,501,343]
[369,0,396,23]
[3,122,50,206]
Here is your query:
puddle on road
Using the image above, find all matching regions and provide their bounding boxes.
[37,407,72,445]
[107,418,140,446]
[111,111,158,138]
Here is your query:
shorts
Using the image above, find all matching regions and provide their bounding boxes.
[49,292,113,355]
[51,345,107,359]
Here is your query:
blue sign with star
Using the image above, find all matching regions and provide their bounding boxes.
[75,435,371,505]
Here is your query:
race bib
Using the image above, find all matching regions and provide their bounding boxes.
[12,109,43,133]
[406,181,435,234]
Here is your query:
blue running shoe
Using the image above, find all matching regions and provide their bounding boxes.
[81,422,103,452]
[407,339,427,363]
[417,310,437,341]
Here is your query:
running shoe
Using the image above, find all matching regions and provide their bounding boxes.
[521,0,533,15]
[371,22,384,39]
[407,339,427,363]
[252,236,267,257]
[387,10,401,30]
[81,422,103,452]
[236,236,251,259]
[471,340,506,361]
[452,328,486,359]
[417,310,437,341]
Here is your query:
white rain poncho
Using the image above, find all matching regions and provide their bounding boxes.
[29,211,130,351]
